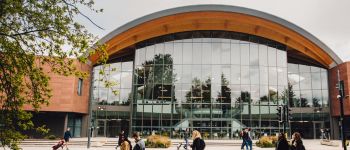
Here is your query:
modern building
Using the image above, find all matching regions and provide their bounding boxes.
[25,5,350,139]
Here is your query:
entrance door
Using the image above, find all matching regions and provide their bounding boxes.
[96,119,130,137]
[97,120,106,137]
[314,121,324,139]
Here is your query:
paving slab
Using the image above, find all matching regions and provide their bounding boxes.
[9,139,348,150]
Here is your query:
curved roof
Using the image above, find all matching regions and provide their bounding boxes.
[93,4,342,68]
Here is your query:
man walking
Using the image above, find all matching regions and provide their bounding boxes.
[64,128,72,150]
[132,132,145,150]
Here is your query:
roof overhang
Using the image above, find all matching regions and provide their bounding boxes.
[90,5,342,68]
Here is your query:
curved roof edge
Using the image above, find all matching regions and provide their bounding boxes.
[99,4,342,66]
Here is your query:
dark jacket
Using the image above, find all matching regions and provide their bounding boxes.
[191,138,205,150]
[276,138,289,150]
[242,131,251,141]
[291,139,305,150]
[63,131,71,139]
[118,133,125,146]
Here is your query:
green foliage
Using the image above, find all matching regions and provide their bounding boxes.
[145,135,172,148]
[45,135,57,140]
[0,0,107,149]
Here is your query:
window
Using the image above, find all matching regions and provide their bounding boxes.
[78,78,83,96]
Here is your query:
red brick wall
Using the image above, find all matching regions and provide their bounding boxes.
[23,60,92,114]
[330,62,350,116]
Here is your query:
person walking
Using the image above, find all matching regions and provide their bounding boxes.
[190,130,205,150]
[120,135,132,150]
[118,130,125,149]
[63,128,72,150]
[276,133,289,150]
[291,132,305,150]
[132,132,145,150]
[241,128,252,150]
[184,128,190,150]
[240,129,248,150]
[246,128,253,150]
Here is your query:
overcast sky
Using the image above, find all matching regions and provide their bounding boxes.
[79,0,350,62]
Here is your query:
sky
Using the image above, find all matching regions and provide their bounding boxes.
[79,0,350,62]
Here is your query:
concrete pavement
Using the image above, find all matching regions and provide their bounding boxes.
[14,139,347,150]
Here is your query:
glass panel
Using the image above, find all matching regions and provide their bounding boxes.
[202,43,212,64]
[299,65,310,72]
[121,72,132,88]
[322,90,329,107]
[221,43,231,64]
[212,65,221,84]
[311,72,322,89]
[164,42,174,59]
[231,65,240,84]
[300,90,312,107]
[182,65,192,84]
[155,43,164,64]
[241,66,250,85]
[173,43,183,64]
[277,67,288,86]
[212,43,221,65]
[259,45,268,66]
[183,43,192,64]
[321,71,328,90]
[312,90,322,107]
[222,65,231,83]
[146,45,155,63]
[268,67,277,85]
[231,44,240,65]
[122,62,133,72]
[250,44,259,66]
[193,43,202,65]
[267,47,276,66]
[260,66,268,85]
[276,50,287,67]
[300,72,312,90]
[240,44,249,65]
[288,63,299,74]
[250,66,259,85]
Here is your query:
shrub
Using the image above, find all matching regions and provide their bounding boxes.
[145,135,172,148]
[256,136,278,148]
[45,135,57,140]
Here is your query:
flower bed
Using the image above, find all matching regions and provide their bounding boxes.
[145,135,172,148]
[256,136,278,148]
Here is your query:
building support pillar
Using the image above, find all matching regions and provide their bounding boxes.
[81,115,89,137]
[63,113,69,133]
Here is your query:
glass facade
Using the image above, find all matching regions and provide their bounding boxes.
[91,59,133,137]
[92,31,330,139]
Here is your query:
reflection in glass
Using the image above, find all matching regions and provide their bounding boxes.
[129,31,329,139]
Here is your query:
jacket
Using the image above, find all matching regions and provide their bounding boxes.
[276,139,289,150]
[291,139,305,150]
[191,138,205,150]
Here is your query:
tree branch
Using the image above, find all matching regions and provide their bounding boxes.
[61,0,105,30]
[0,28,50,37]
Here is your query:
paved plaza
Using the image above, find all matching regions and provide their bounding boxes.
[15,139,346,150]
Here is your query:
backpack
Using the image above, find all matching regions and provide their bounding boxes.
[198,139,205,150]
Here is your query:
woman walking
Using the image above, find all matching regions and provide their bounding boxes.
[120,135,132,150]
[291,132,305,150]
[276,133,289,150]
[190,130,205,150]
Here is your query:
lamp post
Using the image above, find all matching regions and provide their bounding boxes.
[337,70,347,150]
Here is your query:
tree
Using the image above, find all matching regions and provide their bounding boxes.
[0,1,107,149]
